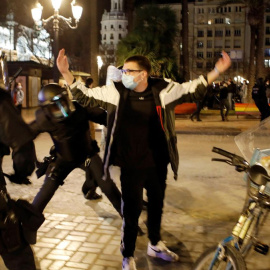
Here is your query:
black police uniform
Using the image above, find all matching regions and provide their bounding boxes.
[252,80,270,121]
[29,86,121,216]
[0,88,39,270]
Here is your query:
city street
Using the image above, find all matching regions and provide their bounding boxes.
[1,114,270,269]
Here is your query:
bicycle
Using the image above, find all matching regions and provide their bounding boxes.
[193,143,270,270]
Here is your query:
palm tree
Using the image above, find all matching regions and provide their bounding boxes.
[116,4,180,80]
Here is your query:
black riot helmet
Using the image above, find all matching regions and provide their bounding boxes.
[38,83,75,120]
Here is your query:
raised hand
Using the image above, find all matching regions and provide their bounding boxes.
[215,50,231,74]
[57,49,69,75]
[56,49,74,85]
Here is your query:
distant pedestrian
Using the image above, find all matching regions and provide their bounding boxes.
[265,79,270,104]
[239,80,248,103]
[11,82,24,114]
[227,78,236,110]
[219,82,230,121]
[190,93,208,122]
[252,78,270,121]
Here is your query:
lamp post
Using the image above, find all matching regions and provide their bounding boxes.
[31,0,83,83]
[97,55,103,85]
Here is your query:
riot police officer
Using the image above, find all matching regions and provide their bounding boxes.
[29,83,122,216]
[0,52,40,270]
[252,78,270,121]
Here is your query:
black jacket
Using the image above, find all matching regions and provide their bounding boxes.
[0,88,35,180]
[29,102,106,163]
[70,76,208,180]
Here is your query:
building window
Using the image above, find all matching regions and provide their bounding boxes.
[197,51,204,58]
[197,30,204,37]
[224,7,227,12]
[196,62,203,68]
[110,33,114,39]
[266,38,270,45]
[267,16,270,23]
[207,30,212,37]
[104,25,107,30]
[234,40,241,48]
[225,29,231,36]
[111,25,114,29]
[267,27,270,34]
[214,39,223,48]
[207,40,212,48]
[215,18,224,24]
[207,52,212,58]
[119,33,122,39]
[197,41,203,48]
[234,29,241,36]
[225,40,230,48]
[265,49,270,57]
[215,30,223,37]
[265,59,270,67]
[206,62,212,68]
[119,25,122,29]
[103,34,106,40]
[214,51,221,57]
[228,7,231,12]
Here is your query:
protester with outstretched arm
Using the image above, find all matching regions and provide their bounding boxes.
[57,48,231,270]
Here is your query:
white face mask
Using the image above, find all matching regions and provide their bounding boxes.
[122,72,142,90]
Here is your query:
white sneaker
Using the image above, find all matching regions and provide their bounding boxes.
[122,257,137,270]
[147,241,179,262]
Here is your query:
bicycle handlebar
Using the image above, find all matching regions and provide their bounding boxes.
[212,147,235,159]
[212,147,249,171]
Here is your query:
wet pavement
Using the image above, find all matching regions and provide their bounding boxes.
[1,109,270,270]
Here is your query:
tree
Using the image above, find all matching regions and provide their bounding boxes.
[182,0,190,81]
[117,4,181,80]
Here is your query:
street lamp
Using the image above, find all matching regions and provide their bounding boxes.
[31,0,83,83]
[97,55,103,85]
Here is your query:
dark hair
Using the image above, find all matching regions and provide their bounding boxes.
[85,77,94,88]
[124,55,151,75]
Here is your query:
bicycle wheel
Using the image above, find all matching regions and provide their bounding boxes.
[193,244,247,270]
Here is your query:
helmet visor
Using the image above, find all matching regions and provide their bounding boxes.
[47,96,71,119]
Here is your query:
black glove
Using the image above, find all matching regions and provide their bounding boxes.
[4,173,31,185]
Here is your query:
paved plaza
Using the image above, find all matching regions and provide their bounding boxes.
[1,110,270,269]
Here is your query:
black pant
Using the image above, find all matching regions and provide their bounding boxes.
[1,159,36,270]
[1,244,36,270]
[81,154,122,216]
[120,165,167,257]
[15,104,22,115]
[191,100,203,120]
[220,98,229,120]
[33,153,122,215]
[32,155,83,212]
